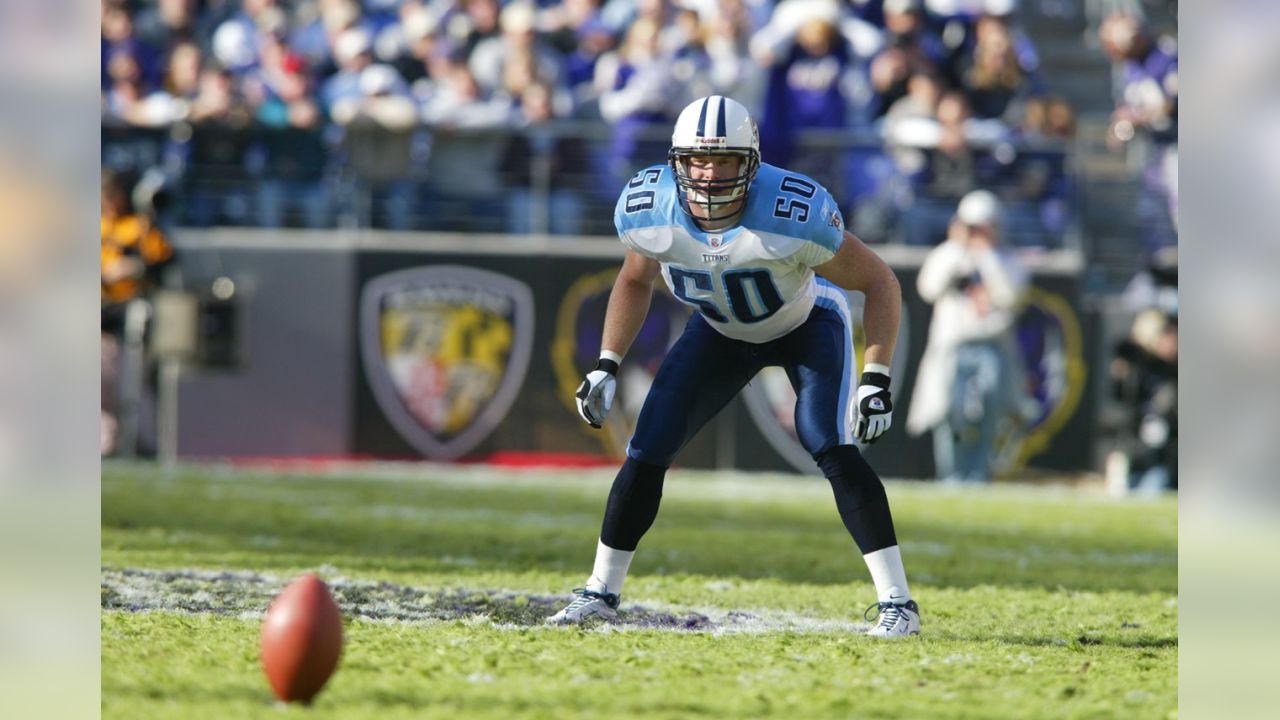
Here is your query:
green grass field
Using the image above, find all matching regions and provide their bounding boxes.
[102,461,1176,719]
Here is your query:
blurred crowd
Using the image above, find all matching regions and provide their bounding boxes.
[102,0,1096,244]
[1098,8,1177,254]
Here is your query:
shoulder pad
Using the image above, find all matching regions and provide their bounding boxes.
[741,163,844,255]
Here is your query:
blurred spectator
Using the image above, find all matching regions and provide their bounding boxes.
[458,0,504,56]
[421,50,514,127]
[959,14,1042,122]
[544,0,606,53]
[288,0,364,72]
[594,17,674,192]
[470,1,563,95]
[1099,11,1177,252]
[421,57,512,231]
[666,8,713,105]
[560,16,619,113]
[322,26,376,110]
[901,91,997,244]
[387,3,444,87]
[499,82,592,235]
[162,40,205,110]
[633,0,685,56]
[1016,94,1075,143]
[883,69,943,166]
[102,1,163,91]
[906,190,1029,483]
[883,0,945,60]
[1121,245,1178,316]
[245,35,331,228]
[754,9,856,187]
[870,0,946,117]
[101,169,175,325]
[182,62,257,225]
[209,0,281,76]
[109,38,205,127]
[102,49,155,126]
[1106,308,1177,494]
[699,0,766,112]
[334,63,421,229]
[999,94,1075,245]
[101,168,175,457]
[133,0,215,52]
[925,0,1041,86]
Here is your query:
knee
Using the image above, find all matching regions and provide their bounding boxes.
[624,442,676,469]
[815,444,885,503]
[611,455,668,498]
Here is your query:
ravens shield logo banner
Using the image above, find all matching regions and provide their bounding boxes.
[360,266,534,460]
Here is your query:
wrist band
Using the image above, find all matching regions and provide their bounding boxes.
[595,357,620,375]
[863,362,892,376]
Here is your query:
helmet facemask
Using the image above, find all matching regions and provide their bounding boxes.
[668,147,760,222]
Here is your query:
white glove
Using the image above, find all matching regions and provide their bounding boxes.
[854,370,893,444]
[575,357,619,429]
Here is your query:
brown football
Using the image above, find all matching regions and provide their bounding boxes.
[260,574,344,704]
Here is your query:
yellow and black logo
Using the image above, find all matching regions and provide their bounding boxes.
[360,267,534,460]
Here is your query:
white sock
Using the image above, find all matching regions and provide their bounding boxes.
[586,539,634,595]
[863,545,912,603]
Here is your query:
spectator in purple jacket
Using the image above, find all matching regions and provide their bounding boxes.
[1100,12,1177,252]
[103,2,163,92]
[754,15,853,168]
[594,17,675,193]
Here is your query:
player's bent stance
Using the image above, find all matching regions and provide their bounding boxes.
[549,96,919,637]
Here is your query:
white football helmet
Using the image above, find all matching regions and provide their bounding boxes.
[668,95,761,221]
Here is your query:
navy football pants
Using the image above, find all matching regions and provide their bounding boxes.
[628,285,857,466]
[601,282,899,555]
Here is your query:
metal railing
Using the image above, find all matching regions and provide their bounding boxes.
[102,118,1077,249]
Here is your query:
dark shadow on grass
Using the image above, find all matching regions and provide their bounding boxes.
[106,684,280,706]
[937,632,1178,650]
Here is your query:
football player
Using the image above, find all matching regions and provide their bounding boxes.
[550,96,920,637]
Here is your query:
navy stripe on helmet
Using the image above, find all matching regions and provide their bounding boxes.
[715,96,727,137]
[696,97,710,137]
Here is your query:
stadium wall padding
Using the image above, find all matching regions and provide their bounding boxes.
[171,230,1095,478]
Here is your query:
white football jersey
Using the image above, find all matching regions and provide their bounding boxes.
[614,162,845,343]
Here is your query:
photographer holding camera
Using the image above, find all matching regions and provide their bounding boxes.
[905,189,1028,483]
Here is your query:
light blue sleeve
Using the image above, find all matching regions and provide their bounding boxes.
[613,165,676,238]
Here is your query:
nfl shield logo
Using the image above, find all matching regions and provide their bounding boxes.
[360,266,534,460]
[708,235,722,247]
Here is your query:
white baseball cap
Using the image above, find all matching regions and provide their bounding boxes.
[334,28,373,65]
[359,64,402,96]
[957,189,1002,226]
